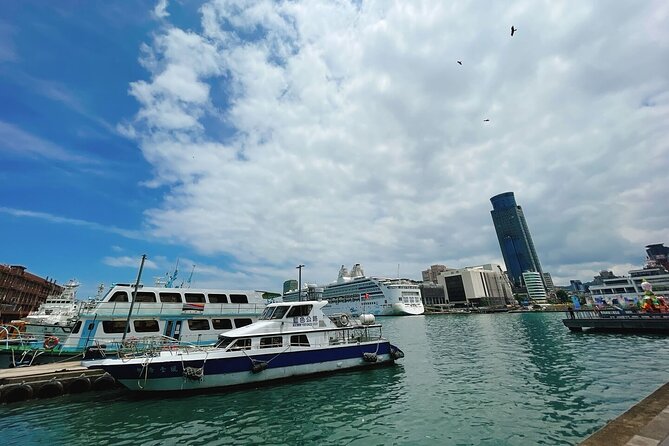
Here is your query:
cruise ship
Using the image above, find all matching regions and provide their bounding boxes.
[283,264,424,316]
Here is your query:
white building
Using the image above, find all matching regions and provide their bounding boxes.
[588,267,669,306]
[522,271,547,303]
[437,264,513,308]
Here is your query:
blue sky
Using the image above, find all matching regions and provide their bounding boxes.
[1,1,668,298]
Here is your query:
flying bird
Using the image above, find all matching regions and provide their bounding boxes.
[457,60,462,65]
[483,119,490,122]
[511,26,517,36]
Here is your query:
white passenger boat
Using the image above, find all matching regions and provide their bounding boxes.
[1,283,270,362]
[283,264,424,316]
[11,279,87,339]
[83,300,404,392]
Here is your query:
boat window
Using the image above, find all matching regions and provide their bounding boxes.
[290,335,310,347]
[185,293,206,303]
[229,338,251,350]
[109,291,128,302]
[286,305,313,318]
[234,318,253,328]
[212,319,233,330]
[102,321,128,334]
[133,320,160,332]
[216,336,234,349]
[230,294,248,304]
[135,292,156,303]
[270,306,290,320]
[259,307,276,320]
[260,336,283,348]
[71,321,82,334]
[208,293,228,304]
[187,319,210,331]
[159,292,182,303]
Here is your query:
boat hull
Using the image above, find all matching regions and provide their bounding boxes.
[91,342,399,392]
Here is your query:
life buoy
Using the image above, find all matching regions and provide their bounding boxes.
[43,336,59,350]
[339,314,349,326]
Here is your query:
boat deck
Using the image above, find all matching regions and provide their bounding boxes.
[563,309,669,333]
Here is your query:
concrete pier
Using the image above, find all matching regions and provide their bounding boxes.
[581,382,669,446]
[0,361,116,404]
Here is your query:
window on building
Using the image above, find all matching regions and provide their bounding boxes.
[133,320,160,332]
[159,292,182,303]
[185,293,206,303]
[212,319,233,330]
[187,319,210,331]
[208,294,228,304]
[445,276,467,302]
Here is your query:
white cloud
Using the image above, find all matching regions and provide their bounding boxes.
[124,0,669,288]
[102,256,159,270]
[153,0,169,20]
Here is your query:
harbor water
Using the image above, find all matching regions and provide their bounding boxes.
[2,312,669,445]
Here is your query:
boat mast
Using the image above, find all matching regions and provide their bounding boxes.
[122,254,147,343]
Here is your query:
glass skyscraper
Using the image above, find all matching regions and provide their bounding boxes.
[490,192,543,288]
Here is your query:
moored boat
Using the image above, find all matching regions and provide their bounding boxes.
[1,283,271,367]
[83,300,404,392]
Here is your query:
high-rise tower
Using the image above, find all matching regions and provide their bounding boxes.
[490,192,544,288]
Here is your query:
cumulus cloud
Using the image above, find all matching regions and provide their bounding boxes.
[123,0,669,287]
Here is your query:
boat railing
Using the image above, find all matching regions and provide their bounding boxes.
[565,309,669,320]
[77,302,266,318]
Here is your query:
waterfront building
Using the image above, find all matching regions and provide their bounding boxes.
[283,280,298,294]
[437,264,513,308]
[542,272,555,292]
[588,267,669,306]
[0,265,62,323]
[591,270,617,286]
[570,280,585,293]
[490,192,544,288]
[422,265,447,284]
[522,271,548,303]
[646,243,669,272]
[419,282,447,307]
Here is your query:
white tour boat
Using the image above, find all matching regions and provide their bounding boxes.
[283,264,424,316]
[1,283,270,361]
[83,300,404,392]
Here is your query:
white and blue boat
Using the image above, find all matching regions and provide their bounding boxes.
[83,300,404,392]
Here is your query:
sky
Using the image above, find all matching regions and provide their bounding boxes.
[1,0,668,298]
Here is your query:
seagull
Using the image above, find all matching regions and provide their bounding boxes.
[457,60,462,65]
[483,119,490,122]
[511,26,517,36]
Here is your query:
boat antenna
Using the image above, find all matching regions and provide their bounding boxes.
[165,258,179,288]
[122,254,147,343]
[184,264,195,288]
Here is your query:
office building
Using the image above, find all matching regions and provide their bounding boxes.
[422,265,447,284]
[490,192,544,288]
[437,264,513,308]
[522,271,547,303]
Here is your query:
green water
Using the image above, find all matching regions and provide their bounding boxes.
[2,312,669,445]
